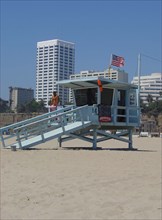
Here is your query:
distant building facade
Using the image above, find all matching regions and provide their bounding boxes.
[9,87,34,112]
[131,73,162,104]
[36,39,75,106]
[69,69,128,102]
[70,69,128,82]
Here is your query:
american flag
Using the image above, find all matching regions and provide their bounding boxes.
[111,54,125,67]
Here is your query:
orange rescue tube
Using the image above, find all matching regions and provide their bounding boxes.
[97,79,103,92]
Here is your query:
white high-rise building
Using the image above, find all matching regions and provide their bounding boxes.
[36,39,75,106]
[131,73,162,104]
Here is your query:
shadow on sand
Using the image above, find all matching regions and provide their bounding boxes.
[22,146,156,153]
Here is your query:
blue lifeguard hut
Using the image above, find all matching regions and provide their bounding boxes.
[0,77,140,150]
[57,77,140,149]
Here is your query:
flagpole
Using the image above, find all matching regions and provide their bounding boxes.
[108,54,112,77]
[137,53,141,120]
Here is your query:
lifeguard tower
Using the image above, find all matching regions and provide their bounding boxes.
[57,77,140,149]
[0,77,140,150]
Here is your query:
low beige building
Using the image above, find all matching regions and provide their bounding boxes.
[9,87,34,112]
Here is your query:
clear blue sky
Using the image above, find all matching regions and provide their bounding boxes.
[1,0,161,100]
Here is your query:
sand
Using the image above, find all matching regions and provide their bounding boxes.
[1,137,162,220]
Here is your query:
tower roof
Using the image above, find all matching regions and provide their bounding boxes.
[57,77,137,90]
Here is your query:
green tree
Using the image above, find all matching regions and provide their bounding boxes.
[37,99,47,113]
[0,98,10,113]
[140,98,147,113]
[17,104,26,113]
[17,99,47,113]
[146,94,153,104]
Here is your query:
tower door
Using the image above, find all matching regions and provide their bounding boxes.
[117,89,126,122]
[98,88,113,122]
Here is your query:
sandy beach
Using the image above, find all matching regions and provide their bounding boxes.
[1,137,162,220]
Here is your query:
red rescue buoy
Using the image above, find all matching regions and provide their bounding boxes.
[97,79,103,92]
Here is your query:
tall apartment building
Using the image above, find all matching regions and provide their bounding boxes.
[131,72,162,104]
[69,69,128,102]
[36,39,75,106]
[9,87,34,112]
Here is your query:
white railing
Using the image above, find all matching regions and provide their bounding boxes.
[0,105,90,148]
[0,104,139,149]
[110,105,139,125]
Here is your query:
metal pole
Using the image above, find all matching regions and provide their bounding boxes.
[137,53,141,108]
[128,129,133,150]
[109,54,112,66]
[92,128,97,150]
[137,53,141,126]
[108,54,112,77]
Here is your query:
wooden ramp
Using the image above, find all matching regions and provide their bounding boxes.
[0,104,136,150]
[0,105,92,150]
[13,121,92,149]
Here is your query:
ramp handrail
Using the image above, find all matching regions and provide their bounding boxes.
[0,105,73,131]
[0,105,74,148]
[14,105,90,149]
[0,105,90,149]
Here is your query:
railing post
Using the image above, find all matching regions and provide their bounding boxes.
[79,109,84,125]
[16,131,22,149]
[92,128,97,150]
[0,133,6,148]
[114,106,117,124]
[40,129,45,142]
[128,129,133,150]
[57,137,62,148]
[126,107,129,125]
[60,116,65,133]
